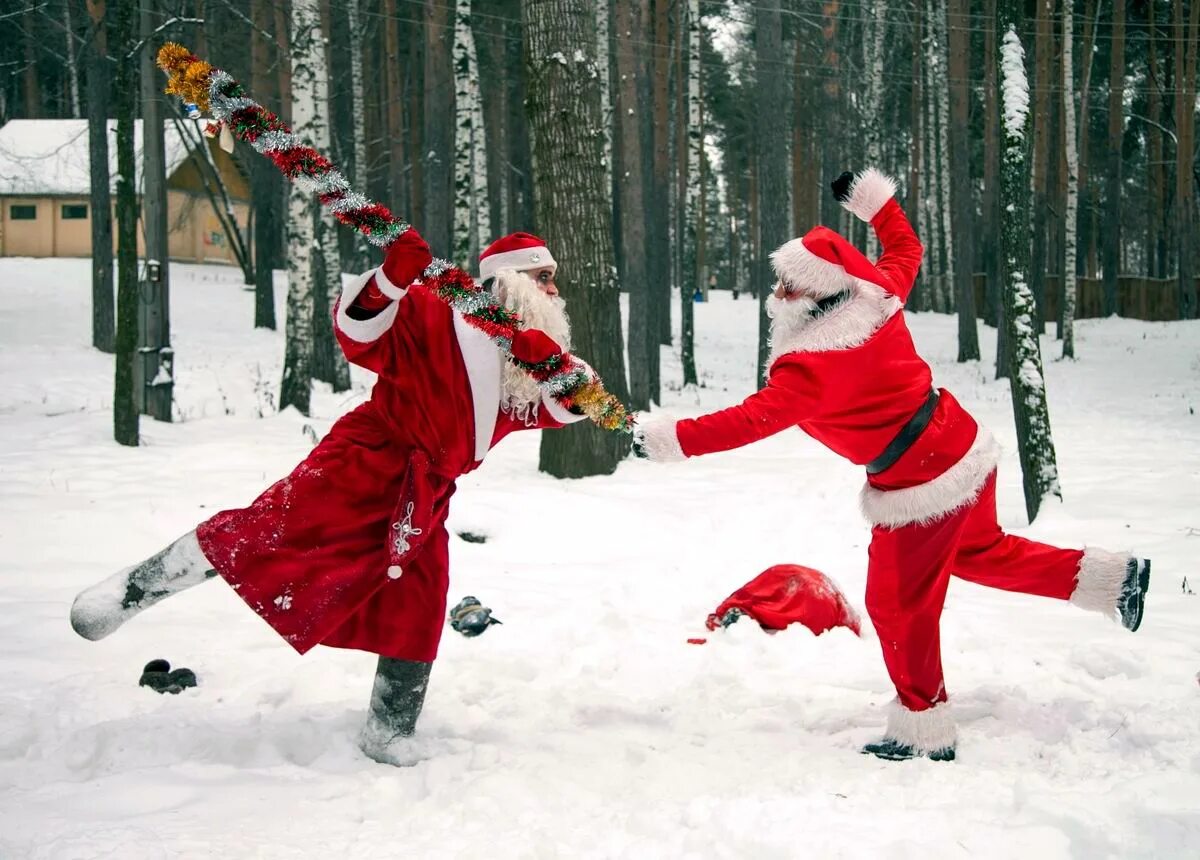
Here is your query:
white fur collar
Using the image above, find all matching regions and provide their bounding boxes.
[766,280,902,369]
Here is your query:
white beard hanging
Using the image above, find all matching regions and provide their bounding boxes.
[492,268,573,425]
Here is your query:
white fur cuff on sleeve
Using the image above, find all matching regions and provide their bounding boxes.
[842,167,897,222]
[373,265,409,300]
[635,416,686,462]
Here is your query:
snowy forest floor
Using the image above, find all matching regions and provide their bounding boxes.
[1,258,1198,859]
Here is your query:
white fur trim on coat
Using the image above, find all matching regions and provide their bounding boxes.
[635,416,686,462]
[766,281,902,368]
[480,247,557,283]
[883,698,956,753]
[452,309,502,462]
[373,264,410,300]
[769,237,856,299]
[842,168,898,222]
[859,428,1002,528]
[335,270,401,344]
[1069,547,1131,616]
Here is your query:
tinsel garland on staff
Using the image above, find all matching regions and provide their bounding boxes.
[156,42,633,434]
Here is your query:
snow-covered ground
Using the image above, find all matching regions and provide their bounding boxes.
[1,258,1197,859]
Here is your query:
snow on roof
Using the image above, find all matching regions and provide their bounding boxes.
[0,119,208,196]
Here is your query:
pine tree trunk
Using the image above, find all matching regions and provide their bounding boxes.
[1061,0,1079,358]
[384,0,405,212]
[1030,0,1053,328]
[112,0,138,446]
[933,0,954,313]
[85,0,114,354]
[280,0,320,416]
[680,0,700,387]
[755,0,787,385]
[251,0,279,330]
[22,1,41,117]
[1176,0,1200,319]
[1075,0,1099,280]
[347,0,372,272]
[524,0,631,477]
[998,14,1061,522]
[1145,1,1164,280]
[424,0,454,255]
[615,0,652,411]
[947,0,978,361]
[908,0,923,303]
[650,0,671,357]
[1102,0,1125,316]
[921,0,940,310]
[982,0,1001,333]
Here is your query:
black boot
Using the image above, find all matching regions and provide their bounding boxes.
[70,531,216,641]
[358,657,432,766]
[1118,558,1151,632]
[862,737,956,762]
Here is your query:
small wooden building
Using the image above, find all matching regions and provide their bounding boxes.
[0,119,250,264]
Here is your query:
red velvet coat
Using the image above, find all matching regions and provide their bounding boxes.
[196,231,583,661]
[652,197,1000,528]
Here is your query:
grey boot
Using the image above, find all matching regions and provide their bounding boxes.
[358,657,432,766]
[70,531,216,641]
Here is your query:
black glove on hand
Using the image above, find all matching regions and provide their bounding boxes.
[831,171,854,203]
[631,428,649,459]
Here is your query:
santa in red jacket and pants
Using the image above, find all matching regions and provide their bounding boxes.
[70,228,593,766]
[635,169,1151,761]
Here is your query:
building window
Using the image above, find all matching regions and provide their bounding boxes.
[10,204,36,221]
[62,204,88,220]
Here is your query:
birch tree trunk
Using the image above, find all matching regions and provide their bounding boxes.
[347,0,371,272]
[947,0,978,361]
[64,0,80,117]
[468,26,490,256]
[1175,0,1200,319]
[1061,0,1079,358]
[680,0,700,387]
[523,0,630,477]
[299,0,350,392]
[453,0,474,261]
[85,0,114,354]
[1102,0,1125,316]
[908,0,923,289]
[280,0,319,416]
[921,0,940,310]
[863,0,888,258]
[596,0,613,207]
[998,16,1061,522]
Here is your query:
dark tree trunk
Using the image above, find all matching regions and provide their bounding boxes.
[1102,0,1125,315]
[112,0,138,446]
[983,0,1002,336]
[651,0,672,349]
[524,0,631,477]
[86,0,114,353]
[1176,0,1200,318]
[1029,0,1053,328]
[755,0,787,385]
[947,0,979,362]
[615,0,653,411]
[423,0,453,254]
[251,0,278,329]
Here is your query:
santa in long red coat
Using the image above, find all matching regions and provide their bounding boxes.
[634,168,1152,762]
[70,228,592,765]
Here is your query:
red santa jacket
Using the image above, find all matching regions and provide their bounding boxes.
[641,183,1000,528]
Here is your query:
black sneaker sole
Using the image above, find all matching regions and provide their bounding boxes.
[1121,559,1151,633]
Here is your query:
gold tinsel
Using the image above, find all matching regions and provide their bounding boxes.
[571,381,633,432]
[157,43,213,114]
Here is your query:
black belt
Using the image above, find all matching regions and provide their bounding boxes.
[865,389,940,475]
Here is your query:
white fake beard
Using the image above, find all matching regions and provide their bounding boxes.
[493,268,573,423]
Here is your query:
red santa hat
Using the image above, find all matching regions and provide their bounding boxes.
[769,168,906,299]
[478,232,557,283]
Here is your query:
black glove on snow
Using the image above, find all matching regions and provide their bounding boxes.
[831,171,855,203]
[449,596,502,637]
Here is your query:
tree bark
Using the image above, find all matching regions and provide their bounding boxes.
[112,0,138,445]
[982,0,1001,329]
[1075,0,1098,280]
[1029,0,1053,327]
[424,0,454,255]
[680,0,700,387]
[755,0,787,385]
[615,0,652,411]
[1101,0,1125,316]
[1061,0,1079,358]
[251,0,279,330]
[998,12,1061,522]
[64,0,81,117]
[1175,0,1200,319]
[863,0,887,258]
[908,0,923,298]
[947,0,979,361]
[85,0,114,353]
[346,0,372,272]
[524,0,631,477]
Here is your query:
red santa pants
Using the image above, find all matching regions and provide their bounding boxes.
[864,471,1083,712]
